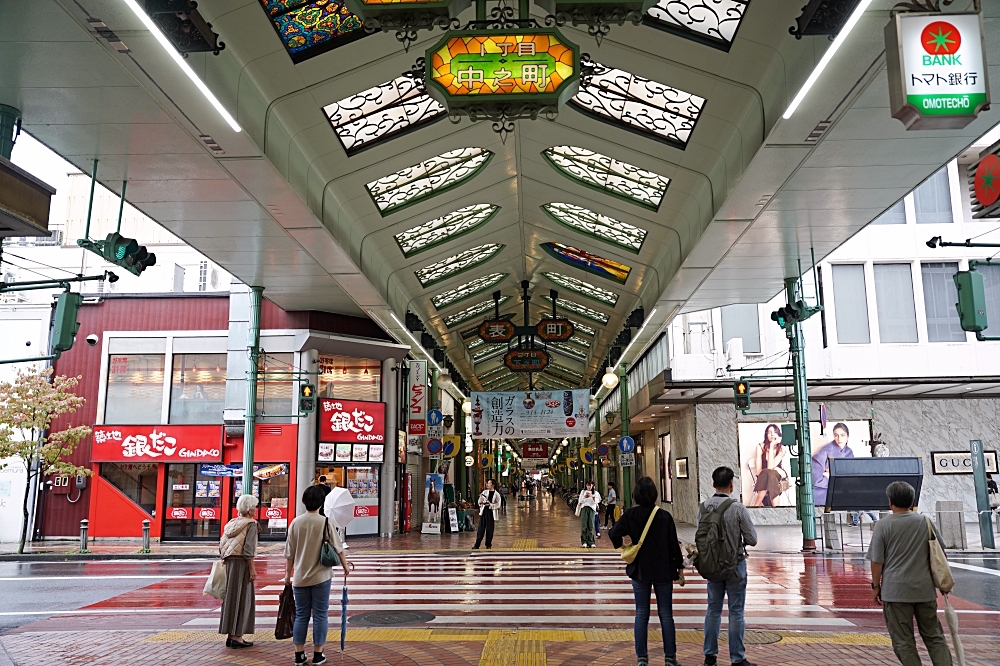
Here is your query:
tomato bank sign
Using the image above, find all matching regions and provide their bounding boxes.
[886,12,989,130]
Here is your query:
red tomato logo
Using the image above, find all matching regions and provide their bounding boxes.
[921,21,961,56]
[975,154,1000,207]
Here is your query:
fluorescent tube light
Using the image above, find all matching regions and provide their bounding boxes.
[120,0,242,132]
[782,0,875,120]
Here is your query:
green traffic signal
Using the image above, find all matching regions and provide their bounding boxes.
[51,292,83,353]
[954,269,988,332]
[101,232,156,276]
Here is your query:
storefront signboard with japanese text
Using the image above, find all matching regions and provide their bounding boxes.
[469,390,589,438]
[885,12,990,129]
[318,399,386,443]
[523,441,549,458]
[91,425,223,463]
[408,360,427,435]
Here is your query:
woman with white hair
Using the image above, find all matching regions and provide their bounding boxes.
[218,493,259,648]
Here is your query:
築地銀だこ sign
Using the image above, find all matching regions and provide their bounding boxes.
[318,398,386,443]
[90,425,223,462]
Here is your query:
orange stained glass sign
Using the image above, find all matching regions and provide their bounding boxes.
[430,33,576,96]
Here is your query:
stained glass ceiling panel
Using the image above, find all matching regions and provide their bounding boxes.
[543,272,618,306]
[540,315,596,337]
[323,75,444,155]
[366,147,493,216]
[540,242,631,284]
[260,0,366,64]
[542,146,669,211]
[550,362,584,379]
[548,343,588,362]
[645,0,751,50]
[478,365,507,380]
[443,296,511,327]
[473,346,508,364]
[415,243,504,288]
[542,294,609,324]
[395,204,499,258]
[432,273,507,310]
[571,62,705,148]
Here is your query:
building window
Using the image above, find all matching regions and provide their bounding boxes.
[169,354,227,424]
[100,463,158,514]
[257,353,295,421]
[105,355,165,424]
[318,355,381,401]
[921,262,965,342]
[831,264,871,344]
[979,263,1000,335]
[720,304,761,354]
[913,167,953,224]
[873,264,918,343]
[198,261,208,292]
[871,200,906,225]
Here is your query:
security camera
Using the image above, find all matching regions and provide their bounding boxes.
[86,334,99,347]
[926,236,942,249]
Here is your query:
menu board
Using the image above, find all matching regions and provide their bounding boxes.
[470,390,590,439]
[317,442,388,463]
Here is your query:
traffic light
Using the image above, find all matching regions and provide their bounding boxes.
[954,269,988,332]
[51,292,83,353]
[102,232,156,276]
[298,383,316,414]
[733,380,751,410]
[770,300,812,329]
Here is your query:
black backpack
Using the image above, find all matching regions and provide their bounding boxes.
[693,499,739,581]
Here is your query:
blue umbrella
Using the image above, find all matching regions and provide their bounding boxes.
[340,574,349,653]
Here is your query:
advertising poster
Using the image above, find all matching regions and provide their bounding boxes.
[421,473,444,534]
[469,390,590,438]
[408,360,427,435]
[737,420,871,508]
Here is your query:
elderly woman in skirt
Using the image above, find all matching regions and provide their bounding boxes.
[219,493,259,648]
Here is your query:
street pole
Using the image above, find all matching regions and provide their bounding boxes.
[618,363,631,509]
[785,277,817,551]
[242,286,263,498]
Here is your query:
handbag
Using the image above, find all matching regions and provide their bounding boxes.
[203,559,227,599]
[989,490,999,509]
[925,516,955,594]
[620,506,658,564]
[320,517,341,568]
[274,583,295,640]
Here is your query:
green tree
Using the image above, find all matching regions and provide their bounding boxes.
[0,368,91,554]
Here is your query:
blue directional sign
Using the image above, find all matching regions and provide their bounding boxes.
[618,436,635,453]
[427,409,443,426]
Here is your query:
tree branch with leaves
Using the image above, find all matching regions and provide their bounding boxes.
[0,368,91,554]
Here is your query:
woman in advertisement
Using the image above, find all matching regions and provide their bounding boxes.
[750,424,790,507]
[218,494,259,648]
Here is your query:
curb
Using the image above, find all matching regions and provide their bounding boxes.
[0,553,217,562]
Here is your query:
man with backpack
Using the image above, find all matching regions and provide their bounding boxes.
[696,467,758,666]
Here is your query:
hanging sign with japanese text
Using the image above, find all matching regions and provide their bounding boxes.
[469,389,590,439]
[478,319,516,343]
[408,359,427,435]
[885,12,990,130]
[318,399,386,443]
[91,425,223,462]
[535,318,574,342]
[522,441,550,458]
[425,30,580,110]
[504,348,550,372]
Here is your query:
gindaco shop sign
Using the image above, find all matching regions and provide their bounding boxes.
[885,12,989,130]
[318,398,386,443]
[91,425,223,462]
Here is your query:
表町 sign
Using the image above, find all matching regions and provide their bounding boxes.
[885,12,990,130]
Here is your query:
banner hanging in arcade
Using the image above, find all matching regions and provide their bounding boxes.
[408,360,427,435]
[469,390,590,439]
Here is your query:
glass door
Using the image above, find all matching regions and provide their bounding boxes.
[163,463,221,540]
[230,462,289,540]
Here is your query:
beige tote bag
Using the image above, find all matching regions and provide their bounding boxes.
[925,517,955,594]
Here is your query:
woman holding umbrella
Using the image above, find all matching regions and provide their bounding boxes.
[285,485,351,666]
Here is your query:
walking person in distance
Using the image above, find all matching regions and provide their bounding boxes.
[867,481,953,666]
[609,476,684,666]
[605,482,618,529]
[576,480,601,548]
[696,466,758,666]
[285,485,351,666]
[473,478,502,549]
[218,494,259,648]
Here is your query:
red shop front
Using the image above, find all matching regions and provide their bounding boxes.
[88,423,298,541]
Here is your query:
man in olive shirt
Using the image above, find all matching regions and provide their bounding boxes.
[867,481,952,666]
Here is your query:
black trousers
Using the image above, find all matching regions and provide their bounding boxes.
[474,510,494,548]
[605,504,617,527]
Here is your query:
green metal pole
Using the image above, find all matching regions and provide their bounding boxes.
[476,0,486,21]
[786,278,817,551]
[518,0,529,20]
[618,364,631,509]
[242,286,264,498]
[116,180,127,234]
[84,159,98,241]
[0,105,20,160]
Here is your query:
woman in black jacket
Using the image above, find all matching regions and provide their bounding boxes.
[609,476,684,666]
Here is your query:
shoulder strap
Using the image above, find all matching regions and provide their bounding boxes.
[636,506,658,546]
[717,498,736,515]
[925,515,937,540]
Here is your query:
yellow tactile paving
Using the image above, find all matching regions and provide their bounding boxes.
[512,538,539,550]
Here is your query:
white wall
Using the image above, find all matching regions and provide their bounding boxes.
[0,457,28,543]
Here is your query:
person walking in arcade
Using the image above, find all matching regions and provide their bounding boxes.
[576,480,601,548]
[473,479,502,550]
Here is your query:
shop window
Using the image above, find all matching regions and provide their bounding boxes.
[914,167,953,224]
[105,354,165,424]
[921,262,966,342]
[318,354,381,402]
[831,264,871,344]
[873,264,918,343]
[100,462,158,514]
[720,304,761,354]
[169,354,227,424]
[258,353,295,421]
[871,200,906,225]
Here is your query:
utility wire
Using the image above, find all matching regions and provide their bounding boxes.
[2,251,80,277]
[0,259,55,281]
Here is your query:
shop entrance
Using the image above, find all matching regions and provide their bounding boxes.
[230,462,290,540]
[163,463,222,540]
[315,464,380,536]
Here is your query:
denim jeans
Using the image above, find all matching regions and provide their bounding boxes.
[595,511,601,535]
[703,559,748,663]
[293,579,332,646]
[631,579,676,658]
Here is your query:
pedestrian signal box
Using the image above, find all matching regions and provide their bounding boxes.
[954,269,988,332]
[781,424,796,448]
[733,381,751,410]
[51,292,83,353]
[298,383,316,414]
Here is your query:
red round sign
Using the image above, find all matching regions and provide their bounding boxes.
[921,21,961,56]
[975,154,1000,207]
[427,438,442,454]
[565,417,576,427]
